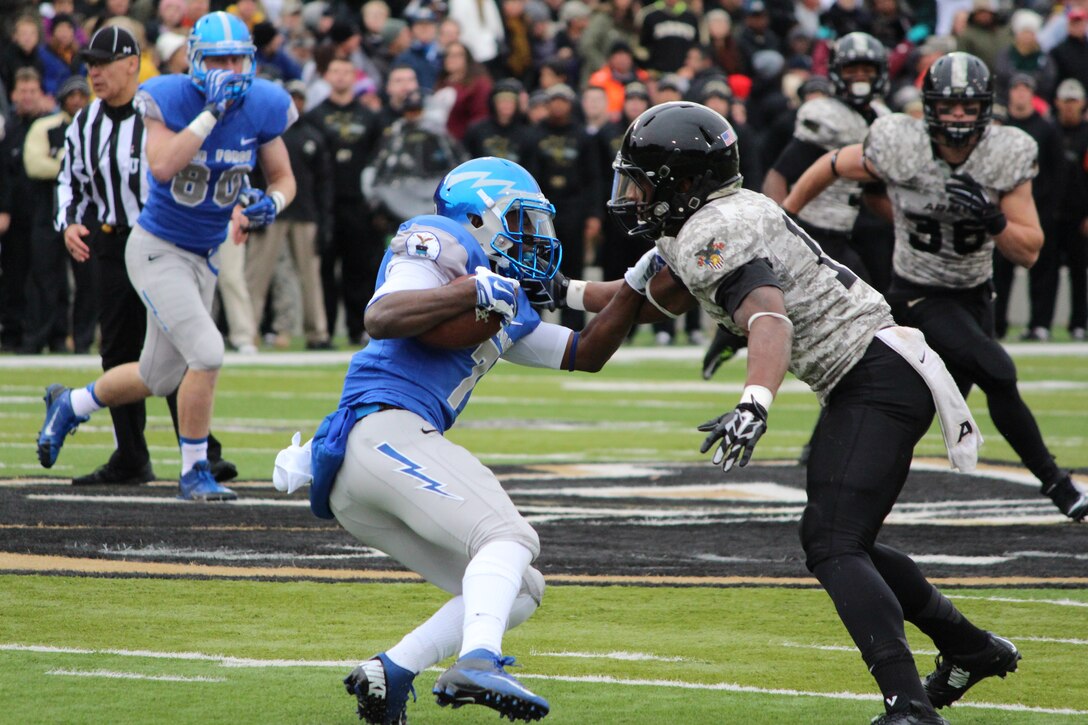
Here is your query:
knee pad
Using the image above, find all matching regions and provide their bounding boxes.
[520,566,545,607]
[476,520,540,561]
[800,503,829,572]
[186,333,224,372]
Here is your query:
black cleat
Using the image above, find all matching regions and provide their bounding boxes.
[72,461,155,486]
[870,700,950,724]
[701,328,747,380]
[923,634,1021,709]
[1041,475,1088,522]
[208,457,238,483]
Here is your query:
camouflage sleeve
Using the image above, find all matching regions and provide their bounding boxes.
[991,126,1039,192]
[862,113,926,184]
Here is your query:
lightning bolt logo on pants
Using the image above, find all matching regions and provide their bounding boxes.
[376,443,464,500]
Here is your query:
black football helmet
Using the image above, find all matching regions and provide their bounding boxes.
[922,52,993,148]
[608,102,742,239]
[828,32,888,108]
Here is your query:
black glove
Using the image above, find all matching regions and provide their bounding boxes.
[521,270,570,312]
[701,327,748,380]
[946,173,1007,236]
[697,401,768,472]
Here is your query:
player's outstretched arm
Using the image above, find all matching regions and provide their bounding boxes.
[782,143,875,215]
[563,282,645,372]
[993,180,1043,268]
[543,269,696,323]
[257,137,296,213]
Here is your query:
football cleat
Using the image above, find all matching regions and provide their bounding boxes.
[433,648,549,722]
[37,384,89,468]
[1041,476,1088,522]
[870,701,950,724]
[178,461,238,501]
[923,634,1021,709]
[344,653,416,725]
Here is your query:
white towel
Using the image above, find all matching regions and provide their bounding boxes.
[875,326,982,472]
[272,432,314,493]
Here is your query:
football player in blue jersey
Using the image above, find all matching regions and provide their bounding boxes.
[36,11,296,501]
[273,157,654,723]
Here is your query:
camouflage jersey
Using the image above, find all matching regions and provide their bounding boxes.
[656,188,894,402]
[794,97,888,233]
[863,114,1038,289]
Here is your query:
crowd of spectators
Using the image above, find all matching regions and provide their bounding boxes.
[1,0,1087,352]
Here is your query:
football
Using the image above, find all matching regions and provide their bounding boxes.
[416,276,503,349]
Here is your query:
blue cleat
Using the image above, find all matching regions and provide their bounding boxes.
[344,653,416,724]
[37,384,89,468]
[178,461,238,501]
[433,648,549,722]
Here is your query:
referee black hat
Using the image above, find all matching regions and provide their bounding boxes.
[81,26,141,63]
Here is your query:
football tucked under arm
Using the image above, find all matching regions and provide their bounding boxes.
[415,275,504,348]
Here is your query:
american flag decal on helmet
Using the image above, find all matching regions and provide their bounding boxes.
[720,127,736,145]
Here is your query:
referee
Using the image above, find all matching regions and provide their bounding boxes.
[56,25,235,486]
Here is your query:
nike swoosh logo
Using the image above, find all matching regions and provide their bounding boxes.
[241,137,257,145]
[421,428,438,435]
[906,298,925,308]
[920,350,926,364]
[147,254,161,261]
[43,407,60,437]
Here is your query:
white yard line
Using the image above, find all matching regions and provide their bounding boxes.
[6,643,1084,715]
[46,668,225,682]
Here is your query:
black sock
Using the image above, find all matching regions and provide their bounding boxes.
[865,638,931,714]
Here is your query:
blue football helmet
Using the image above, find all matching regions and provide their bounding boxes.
[434,157,562,280]
[188,11,256,101]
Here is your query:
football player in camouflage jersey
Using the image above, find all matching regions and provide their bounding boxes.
[784,51,1088,524]
[530,102,1010,724]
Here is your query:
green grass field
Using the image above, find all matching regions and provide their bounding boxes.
[1,345,1086,723]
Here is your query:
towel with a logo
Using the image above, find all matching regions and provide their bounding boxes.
[875,326,982,471]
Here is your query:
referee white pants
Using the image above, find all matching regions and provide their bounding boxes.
[329,409,543,598]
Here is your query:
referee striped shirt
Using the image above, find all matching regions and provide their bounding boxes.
[55,98,148,232]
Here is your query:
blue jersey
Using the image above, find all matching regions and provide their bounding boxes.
[339,215,542,432]
[135,75,295,252]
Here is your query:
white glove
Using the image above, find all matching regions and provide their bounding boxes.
[623,248,666,294]
[273,432,313,493]
[474,265,520,321]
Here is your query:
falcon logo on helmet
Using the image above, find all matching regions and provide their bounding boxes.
[434,157,562,280]
[188,11,257,102]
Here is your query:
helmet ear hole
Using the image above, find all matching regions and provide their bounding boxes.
[468,213,484,229]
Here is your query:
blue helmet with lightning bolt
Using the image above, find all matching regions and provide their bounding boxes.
[434,157,562,280]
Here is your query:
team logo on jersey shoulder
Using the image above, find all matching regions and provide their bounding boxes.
[406,231,441,260]
[694,239,726,270]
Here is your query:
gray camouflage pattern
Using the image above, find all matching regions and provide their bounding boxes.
[793,97,887,233]
[655,188,894,402]
[863,114,1038,289]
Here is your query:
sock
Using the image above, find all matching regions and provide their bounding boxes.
[387,596,465,674]
[180,436,208,476]
[865,638,932,715]
[459,540,533,657]
[70,384,103,417]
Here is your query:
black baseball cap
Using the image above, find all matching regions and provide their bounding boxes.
[81,26,141,63]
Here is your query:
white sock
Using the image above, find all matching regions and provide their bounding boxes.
[179,437,208,476]
[459,541,533,658]
[69,384,103,417]
[386,596,465,674]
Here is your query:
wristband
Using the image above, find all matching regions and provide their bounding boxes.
[269,190,286,214]
[740,384,774,412]
[985,213,1007,236]
[829,151,840,178]
[187,110,218,140]
[566,279,587,311]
